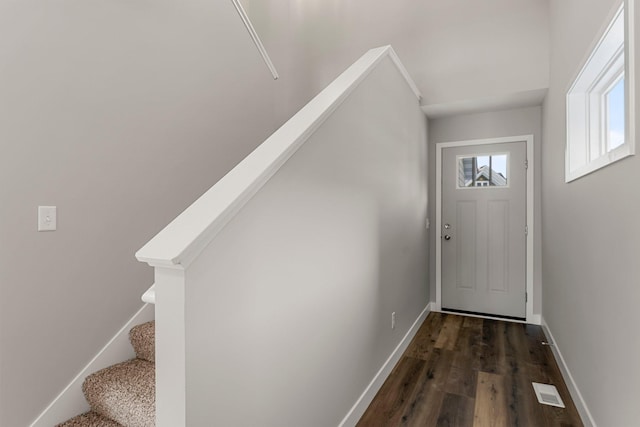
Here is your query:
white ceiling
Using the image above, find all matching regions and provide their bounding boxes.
[245,0,551,119]
[421,88,549,118]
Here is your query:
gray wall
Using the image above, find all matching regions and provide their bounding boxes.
[0,2,284,425]
[428,106,543,315]
[543,0,640,424]
[0,0,549,424]
[244,0,549,113]
[184,57,429,426]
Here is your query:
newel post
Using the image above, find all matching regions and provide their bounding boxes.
[154,267,186,427]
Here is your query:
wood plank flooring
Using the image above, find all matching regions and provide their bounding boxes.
[357,313,583,427]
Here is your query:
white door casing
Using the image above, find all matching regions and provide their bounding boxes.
[435,135,536,323]
[442,142,526,318]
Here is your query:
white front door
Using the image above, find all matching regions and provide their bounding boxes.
[441,141,527,319]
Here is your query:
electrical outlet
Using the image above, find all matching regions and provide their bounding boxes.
[391,312,396,330]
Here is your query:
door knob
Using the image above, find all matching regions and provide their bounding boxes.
[444,235,451,240]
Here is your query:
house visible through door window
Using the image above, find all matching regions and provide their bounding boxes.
[457,154,508,188]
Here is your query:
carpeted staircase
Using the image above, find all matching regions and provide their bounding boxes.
[57,321,156,427]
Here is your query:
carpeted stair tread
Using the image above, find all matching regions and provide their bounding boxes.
[56,410,124,427]
[128,321,154,363]
[82,358,155,427]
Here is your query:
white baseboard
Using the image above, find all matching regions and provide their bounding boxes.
[30,304,155,427]
[435,306,541,326]
[541,318,596,427]
[338,302,432,427]
[528,313,542,325]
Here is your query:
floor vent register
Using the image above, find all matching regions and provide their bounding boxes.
[532,382,565,408]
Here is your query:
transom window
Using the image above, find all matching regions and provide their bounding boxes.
[565,0,635,182]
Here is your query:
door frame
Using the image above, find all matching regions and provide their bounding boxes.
[435,135,537,324]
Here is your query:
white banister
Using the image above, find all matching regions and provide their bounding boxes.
[137,45,427,427]
[141,284,156,305]
[135,45,422,271]
[230,0,279,80]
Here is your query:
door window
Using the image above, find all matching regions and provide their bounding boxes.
[457,154,508,188]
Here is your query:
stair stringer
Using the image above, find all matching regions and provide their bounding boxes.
[29,303,155,427]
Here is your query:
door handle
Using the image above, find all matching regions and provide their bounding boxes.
[443,235,451,241]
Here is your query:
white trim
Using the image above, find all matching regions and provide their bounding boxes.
[29,304,155,427]
[136,46,422,270]
[541,318,597,427]
[565,143,634,181]
[338,303,432,427]
[528,313,541,325]
[565,1,626,95]
[436,308,540,325]
[626,0,636,160]
[435,135,537,324]
[142,284,156,304]
[230,0,279,80]
[565,0,635,182]
[386,48,422,102]
[155,268,187,427]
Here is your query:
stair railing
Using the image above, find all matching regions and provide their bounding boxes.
[231,0,279,79]
[136,45,421,427]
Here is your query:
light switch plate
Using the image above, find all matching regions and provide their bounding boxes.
[38,206,57,231]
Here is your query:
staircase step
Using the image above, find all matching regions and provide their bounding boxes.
[56,411,124,426]
[82,359,155,427]
[129,321,154,363]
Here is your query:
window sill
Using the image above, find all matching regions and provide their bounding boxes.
[565,143,635,182]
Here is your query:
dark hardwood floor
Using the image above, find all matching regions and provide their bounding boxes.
[357,312,583,427]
